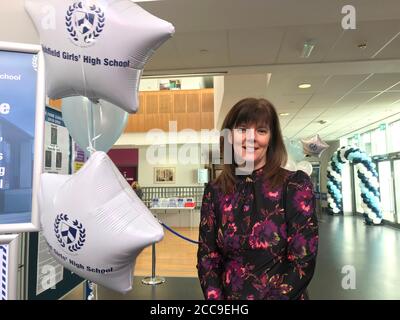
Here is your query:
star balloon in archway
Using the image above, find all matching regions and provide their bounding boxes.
[301,134,329,157]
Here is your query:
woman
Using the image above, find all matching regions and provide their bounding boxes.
[131,181,143,200]
[197,98,318,300]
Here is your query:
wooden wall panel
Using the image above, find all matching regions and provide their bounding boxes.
[187,112,201,131]
[201,91,214,112]
[157,114,171,132]
[201,112,214,130]
[186,93,200,113]
[145,114,159,131]
[124,115,134,133]
[146,93,159,114]
[125,89,214,133]
[175,113,188,131]
[135,114,146,132]
[124,94,146,132]
[173,92,186,113]
[159,92,173,114]
[137,93,146,114]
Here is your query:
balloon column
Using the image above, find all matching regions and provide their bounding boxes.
[327,146,382,225]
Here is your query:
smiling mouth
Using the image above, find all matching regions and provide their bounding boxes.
[243,146,259,151]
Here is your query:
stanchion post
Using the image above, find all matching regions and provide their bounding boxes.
[141,243,165,285]
[84,280,97,300]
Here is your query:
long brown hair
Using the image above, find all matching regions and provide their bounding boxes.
[216,98,287,194]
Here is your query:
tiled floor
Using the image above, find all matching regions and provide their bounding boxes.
[64,213,400,300]
[308,213,400,299]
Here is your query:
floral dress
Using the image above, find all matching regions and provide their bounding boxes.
[197,168,318,300]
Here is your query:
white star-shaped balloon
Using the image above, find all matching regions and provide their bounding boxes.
[25,0,174,113]
[301,134,329,157]
[39,151,164,293]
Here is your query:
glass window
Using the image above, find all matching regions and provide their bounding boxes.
[347,137,353,146]
[389,120,400,153]
[360,132,372,155]
[393,160,400,224]
[342,163,352,213]
[378,161,395,222]
[348,136,359,148]
[353,166,363,213]
[371,128,387,155]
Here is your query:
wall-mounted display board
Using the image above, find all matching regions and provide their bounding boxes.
[0,41,45,234]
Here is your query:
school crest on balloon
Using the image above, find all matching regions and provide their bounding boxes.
[39,152,164,292]
[25,0,175,113]
[301,134,329,157]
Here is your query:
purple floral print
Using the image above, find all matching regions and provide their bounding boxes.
[197,169,319,300]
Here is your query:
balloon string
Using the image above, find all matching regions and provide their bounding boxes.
[86,145,97,155]
[86,134,102,155]
[85,100,96,156]
[157,220,199,245]
[78,43,97,157]
[92,134,102,142]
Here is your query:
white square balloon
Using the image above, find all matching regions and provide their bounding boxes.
[39,151,163,293]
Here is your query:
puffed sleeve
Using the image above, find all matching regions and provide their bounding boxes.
[271,170,319,299]
[196,182,224,300]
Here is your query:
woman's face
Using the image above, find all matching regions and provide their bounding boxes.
[232,123,270,170]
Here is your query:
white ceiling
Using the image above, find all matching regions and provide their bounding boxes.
[2,0,400,140]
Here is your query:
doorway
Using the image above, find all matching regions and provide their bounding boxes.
[117,166,138,185]
[369,154,400,224]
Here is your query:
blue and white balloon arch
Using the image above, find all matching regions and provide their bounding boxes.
[327,146,383,225]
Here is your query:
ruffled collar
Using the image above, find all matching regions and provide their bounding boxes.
[235,164,266,182]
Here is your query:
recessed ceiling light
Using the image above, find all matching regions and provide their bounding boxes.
[280,112,290,116]
[358,42,367,49]
[142,72,227,78]
[298,83,312,89]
